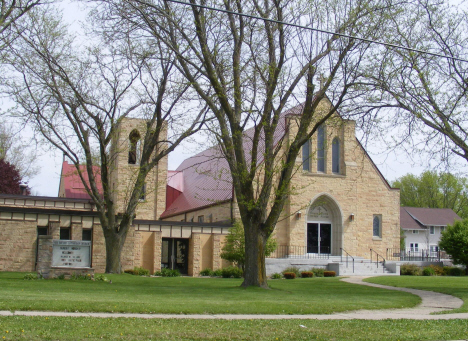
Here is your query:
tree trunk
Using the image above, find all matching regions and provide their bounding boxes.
[242,224,269,288]
[103,229,126,274]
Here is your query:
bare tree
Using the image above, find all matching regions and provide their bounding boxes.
[0,0,49,49]
[97,0,402,286]
[0,121,39,179]
[350,0,468,169]
[5,7,208,273]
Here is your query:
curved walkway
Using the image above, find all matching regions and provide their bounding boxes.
[0,277,465,320]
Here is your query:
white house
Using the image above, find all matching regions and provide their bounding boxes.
[401,207,461,256]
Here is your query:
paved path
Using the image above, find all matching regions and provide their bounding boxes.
[0,277,466,320]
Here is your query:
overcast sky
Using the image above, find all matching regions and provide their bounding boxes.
[16,0,460,196]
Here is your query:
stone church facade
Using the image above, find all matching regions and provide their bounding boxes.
[0,102,400,276]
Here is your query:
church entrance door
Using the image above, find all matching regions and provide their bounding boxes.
[161,238,189,274]
[307,223,331,254]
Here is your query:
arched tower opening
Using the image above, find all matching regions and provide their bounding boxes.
[128,129,141,164]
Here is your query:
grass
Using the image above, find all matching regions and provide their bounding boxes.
[1,317,468,340]
[365,276,468,313]
[0,272,419,314]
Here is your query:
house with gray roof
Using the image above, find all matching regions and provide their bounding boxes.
[401,207,461,256]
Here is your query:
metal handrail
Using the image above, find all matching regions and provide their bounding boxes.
[340,248,355,273]
[370,248,386,273]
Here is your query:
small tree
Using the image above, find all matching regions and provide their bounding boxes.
[221,220,277,272]
[0,158,27,194]
[439,220,468,274]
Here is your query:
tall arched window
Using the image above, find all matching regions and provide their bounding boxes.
[317,125,326,172]
[373,215,382,238]
[302,140,311,171]
[332,137,340,174]
[128,129,141,164]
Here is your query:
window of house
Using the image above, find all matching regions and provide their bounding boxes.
[317,125,326,172]
[430,226,435,234]
[302,140,311,171]
[332,137,340,174]
[373,215,381,238]
[410,243,419,252]
[430,245,439,253]
[60,227,70,240]
[412,230,419,234]
[440,226,445,232]
[128,129,141,164]
[208,214,213,223]
[198,215,204,223]
[82,229,92,241]
[139,183,146,201]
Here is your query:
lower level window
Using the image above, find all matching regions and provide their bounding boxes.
[410,243,419,252]
[60,227,70,240]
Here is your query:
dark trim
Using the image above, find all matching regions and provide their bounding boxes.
[0,206,99,216]
[0,194,94,203]
[133,219,231,228]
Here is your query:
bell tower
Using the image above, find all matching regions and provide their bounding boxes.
[109,118,168,220]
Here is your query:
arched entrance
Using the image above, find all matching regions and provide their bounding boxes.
[306,195,343,256]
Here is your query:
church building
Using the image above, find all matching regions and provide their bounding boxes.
[0,102,401,276]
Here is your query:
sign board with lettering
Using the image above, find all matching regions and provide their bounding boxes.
[52,240,91,268]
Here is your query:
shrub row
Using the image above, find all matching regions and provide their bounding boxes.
[400,263,465,276]
[125,267,150,276]
[154,268,181,277]
[270,267,335,279]
[199,266,243,278]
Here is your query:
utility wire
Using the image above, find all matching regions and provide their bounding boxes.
[164,0,468,63]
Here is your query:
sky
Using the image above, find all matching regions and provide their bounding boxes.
[12,0,463,197]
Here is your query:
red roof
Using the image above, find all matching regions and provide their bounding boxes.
[160,104,301,218]
[59,161,102,199]
[401,207,461,229]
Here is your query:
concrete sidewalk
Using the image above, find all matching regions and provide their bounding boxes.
[0,277,466,320]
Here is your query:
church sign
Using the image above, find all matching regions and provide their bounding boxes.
[52,240,91,268]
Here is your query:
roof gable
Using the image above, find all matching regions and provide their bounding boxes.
[401,206,461,229]
[59,161,102,200]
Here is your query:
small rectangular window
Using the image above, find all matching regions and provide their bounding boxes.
[430,226,435,235]
[410,243,419,252]
[60,227,70,240]
[37,227,48,236]
[198,215,204,223]
[440,226,445,232]
[412,230,419,234]
[82,229,92,241]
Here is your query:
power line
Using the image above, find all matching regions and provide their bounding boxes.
[164,0,468,63]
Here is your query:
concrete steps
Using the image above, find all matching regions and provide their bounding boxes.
[335,260,395,276]
[266,256,399,276]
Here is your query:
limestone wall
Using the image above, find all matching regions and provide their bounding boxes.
[283,112,400,259]
[0,220,36,272]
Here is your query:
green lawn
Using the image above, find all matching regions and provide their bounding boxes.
[1,317,468,340]
[0,272,419,314]
[365,276,468,313]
